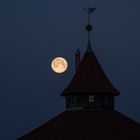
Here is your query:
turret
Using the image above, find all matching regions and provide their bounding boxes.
[61,7,119,110]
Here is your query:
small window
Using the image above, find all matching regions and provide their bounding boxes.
[89,96,95,103]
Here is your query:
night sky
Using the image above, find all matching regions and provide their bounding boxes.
[0,0,140,140]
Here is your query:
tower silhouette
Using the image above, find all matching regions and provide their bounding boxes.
[17,6,140,140]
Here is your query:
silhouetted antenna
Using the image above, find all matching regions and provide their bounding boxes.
[84,4,96,51]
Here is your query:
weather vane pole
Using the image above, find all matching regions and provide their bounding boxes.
[84,4,96,43]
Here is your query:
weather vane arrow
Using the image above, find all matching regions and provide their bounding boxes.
[88,7,96,14]
[84,6,96,24]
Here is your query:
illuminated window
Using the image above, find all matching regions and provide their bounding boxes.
[89,96,94,103]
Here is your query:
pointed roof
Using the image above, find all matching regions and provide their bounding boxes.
[17,110,140,140]
[61,41,119,96]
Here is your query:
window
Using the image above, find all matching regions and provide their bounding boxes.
[89,96,95,103]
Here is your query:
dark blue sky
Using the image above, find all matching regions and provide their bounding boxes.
[0,0,140,140]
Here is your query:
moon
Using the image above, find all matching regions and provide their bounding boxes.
[51,57,68,73]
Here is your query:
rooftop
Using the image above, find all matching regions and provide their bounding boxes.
[18,109,140,140]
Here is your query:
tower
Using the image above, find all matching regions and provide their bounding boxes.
[61,7,119,110]
[17,6,140,140]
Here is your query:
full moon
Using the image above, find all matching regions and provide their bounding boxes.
[51,57,68,73]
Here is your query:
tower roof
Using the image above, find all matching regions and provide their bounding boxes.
[61,6,119,96]
[61,41,119,96]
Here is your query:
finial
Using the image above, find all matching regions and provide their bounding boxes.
[84,5,96,52]
[85,6,96,39]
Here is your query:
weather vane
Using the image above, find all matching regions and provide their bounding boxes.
[84,4,96,42]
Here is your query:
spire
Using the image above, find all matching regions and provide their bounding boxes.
[61,6,119,111]
[84,5,96,52]
[86,39,92,52]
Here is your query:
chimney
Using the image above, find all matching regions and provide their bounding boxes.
[75,49,81,71]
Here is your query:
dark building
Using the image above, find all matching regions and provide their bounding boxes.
[17,7,140,140]
[62,40,119,111]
